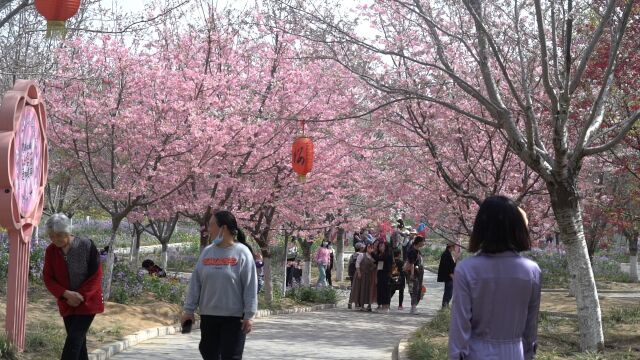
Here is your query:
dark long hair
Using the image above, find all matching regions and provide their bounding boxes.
[378,240,392,259]
[213,210,248,247]
[468,196,530,253]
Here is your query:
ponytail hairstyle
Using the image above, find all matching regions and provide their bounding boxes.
[213,210,248,248]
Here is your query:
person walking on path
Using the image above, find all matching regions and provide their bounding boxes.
[43,214,104,360]
[315,241,331,288]
[437,243,457,308]
[405,236,426,315]
[373,241,393,313]
[182,210,258,360]
[326,242,335,287]
[448,196,541,360]
[347,242,365,309]
[389,248,406,310]
[349,243,377,311]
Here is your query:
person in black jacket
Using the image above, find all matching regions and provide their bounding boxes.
[373,241,394,313]
[437,243,457,308]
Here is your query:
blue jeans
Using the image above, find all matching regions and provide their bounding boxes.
[316,264,327,287]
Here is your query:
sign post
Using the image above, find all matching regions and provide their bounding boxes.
[0,80,48,351]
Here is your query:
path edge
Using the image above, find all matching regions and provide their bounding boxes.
[391,336,411,360]
[87,303,337,360]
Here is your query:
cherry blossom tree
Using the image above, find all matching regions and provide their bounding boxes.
[47,34,205,299]
[272,0,640,350]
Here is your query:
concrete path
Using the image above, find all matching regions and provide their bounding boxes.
[112,272,443,360]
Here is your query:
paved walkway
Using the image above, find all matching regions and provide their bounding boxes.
[112,272,443,360]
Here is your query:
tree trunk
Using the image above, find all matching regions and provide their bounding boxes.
[568,274,577,298]
[303,260,311,286]
[199,210,212,252]
[161,242,168,270]
[627,231,638,282]
[549,182,604,351]
[102,228,119,301]
[129,228,142,266]
[263,253,273,304]
[298,237,313,286]
[282,232,290,295]
[336,227,345,282]
[131,231,141,268]
[129,230,136,264]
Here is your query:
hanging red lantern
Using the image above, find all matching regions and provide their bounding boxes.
[34,0,81,37]
[291,136,314,182]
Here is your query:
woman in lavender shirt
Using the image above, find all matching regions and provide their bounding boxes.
[449,196,541,360]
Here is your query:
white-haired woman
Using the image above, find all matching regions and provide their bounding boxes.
[42,214,104,360]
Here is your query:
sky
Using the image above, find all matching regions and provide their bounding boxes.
[103,0,252,15]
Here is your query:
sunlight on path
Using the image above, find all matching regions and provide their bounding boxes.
[112,272,443,360]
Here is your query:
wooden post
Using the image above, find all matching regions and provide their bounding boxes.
[5,228,32,349]
[0,80,48,351]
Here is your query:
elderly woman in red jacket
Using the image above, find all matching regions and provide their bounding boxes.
[43,214,104,360]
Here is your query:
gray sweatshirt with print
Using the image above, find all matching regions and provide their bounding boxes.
[184,242,258,320]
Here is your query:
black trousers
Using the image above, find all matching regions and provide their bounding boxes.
[442,280,453,306]
[376,271,391,306]
[326,268,332,286]
[61,314,95,360]
[199,315,246,360]
[390,277,405,307]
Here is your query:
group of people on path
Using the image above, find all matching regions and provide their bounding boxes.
[42,195,541,360]
[346,222,426,314]
[42,210,258,360]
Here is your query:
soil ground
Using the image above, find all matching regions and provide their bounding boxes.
[0,288,181,360]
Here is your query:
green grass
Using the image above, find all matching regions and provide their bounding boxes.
[0,332,18,360]
[257,286,339,311]
[24,321,65,358]
[285,286,338,305]
[604,305,640,325]
[408,308,450,360]
[409,306,640,360]
[89,324,124,343]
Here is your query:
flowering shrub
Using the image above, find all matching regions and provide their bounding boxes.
[109,263,144,304]
[0,236,48,283]
[29,238,49,282]
[0,238,8,282]
[109,262,186,305]
[286,286,337,304]
[142,275,187,304]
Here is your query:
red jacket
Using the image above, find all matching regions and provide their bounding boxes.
[43,239,105,317]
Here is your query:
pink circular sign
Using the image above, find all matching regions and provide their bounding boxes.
[13,106,43,216]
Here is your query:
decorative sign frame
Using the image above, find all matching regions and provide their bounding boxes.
[0,80,48,351]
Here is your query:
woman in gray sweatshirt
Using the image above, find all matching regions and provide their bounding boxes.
[182,210,258,360]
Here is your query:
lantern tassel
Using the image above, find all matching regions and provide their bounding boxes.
[46,21,68,38]
[298,174,307,183]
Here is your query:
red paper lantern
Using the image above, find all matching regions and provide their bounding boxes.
[34,0,81,37]
[291,136,314,182]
